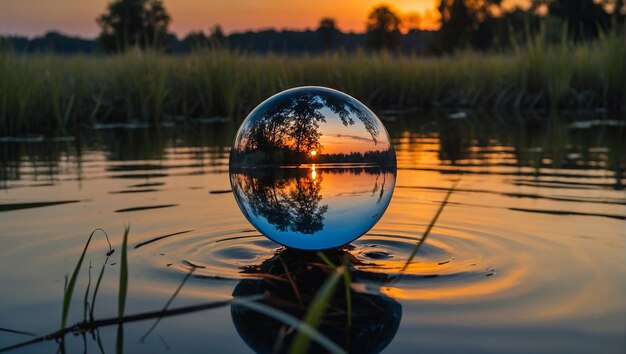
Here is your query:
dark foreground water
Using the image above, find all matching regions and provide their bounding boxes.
[0,112,624,353]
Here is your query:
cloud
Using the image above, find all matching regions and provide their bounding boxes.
[332,133,372,142]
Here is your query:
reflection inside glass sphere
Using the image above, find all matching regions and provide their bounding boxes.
[231,167,395,249]
[231,248,402,354]
[230,86,396,250]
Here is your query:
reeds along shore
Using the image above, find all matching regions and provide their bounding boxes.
[0,28,624,136]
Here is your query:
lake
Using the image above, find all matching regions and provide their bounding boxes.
[0,112,624,353]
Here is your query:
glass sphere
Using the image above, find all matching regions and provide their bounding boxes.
[229,86,396,250]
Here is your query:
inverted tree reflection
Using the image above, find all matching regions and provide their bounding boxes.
[230,166,396,245]
[231,168,328,234]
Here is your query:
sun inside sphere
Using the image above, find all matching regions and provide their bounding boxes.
[229,86,396,250]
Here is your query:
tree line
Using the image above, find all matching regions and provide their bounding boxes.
[2,0,625,54]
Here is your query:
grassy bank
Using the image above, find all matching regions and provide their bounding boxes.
[0,29,624,136]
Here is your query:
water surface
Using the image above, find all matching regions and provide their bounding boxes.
[0,113,624,353]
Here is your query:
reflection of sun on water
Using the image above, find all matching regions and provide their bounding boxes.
[310,151,317,184]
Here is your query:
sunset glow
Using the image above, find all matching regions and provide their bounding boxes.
[0,0,533,37]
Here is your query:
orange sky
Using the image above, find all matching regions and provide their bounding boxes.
[0,0,530,38]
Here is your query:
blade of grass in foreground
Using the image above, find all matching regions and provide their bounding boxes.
[89,246,114,321]
[0,295,264,353]
[139,268,196,342]
[61,229,112,329]
[317,252,352,327]
[279,256,302,303]
[118,225,130,321]
[117,225,130,354]
[289,266,345,354]
[0,328,36,337]
[82,261,92,322]
[234,298,346,354]
[401,180,459,273]
[341,257,353,327]
[116,324,123,354]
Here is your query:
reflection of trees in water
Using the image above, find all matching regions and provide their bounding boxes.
[317,166,396,176]
[231,169,328,234]
[438,120,468,164]
[0,125,232,186]
[232,88,382,165]
[288,178,328,234]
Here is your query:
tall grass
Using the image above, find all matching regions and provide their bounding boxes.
[0,28,624,136]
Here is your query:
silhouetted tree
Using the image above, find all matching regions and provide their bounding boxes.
[97,0,171,52]
[366,5,402,51]
[437,0,473,52]
[288,93,326,155]
[318,17,339,51]
[181,31,209,49]
[490,7,542,47]
[539,0,611,40]
[403,12,422,32]
[529,0,625,38]
[209,25,227,48]
[602,0,626,23]
[231,88,382,165]
[436,0,503,52]
[235,91,324,163]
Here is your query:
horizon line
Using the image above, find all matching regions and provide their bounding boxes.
[0,26,439,40]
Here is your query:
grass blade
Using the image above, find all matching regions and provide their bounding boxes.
[279,256,301,303]
[89,249,114,321]
[95,329,106,354]
[401,180,459,272]
[139,268,196,342]
[317,252,352,327]
[0,295,264,353]
[316,252,335,270]
[340,256,352,327]
[0,327,37,337]
[61,228,112,329]
[118,225,130,321]
[83,261,92,322]
[289,266,345,354]
[234,299,346,354]
[116,324,123,354]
